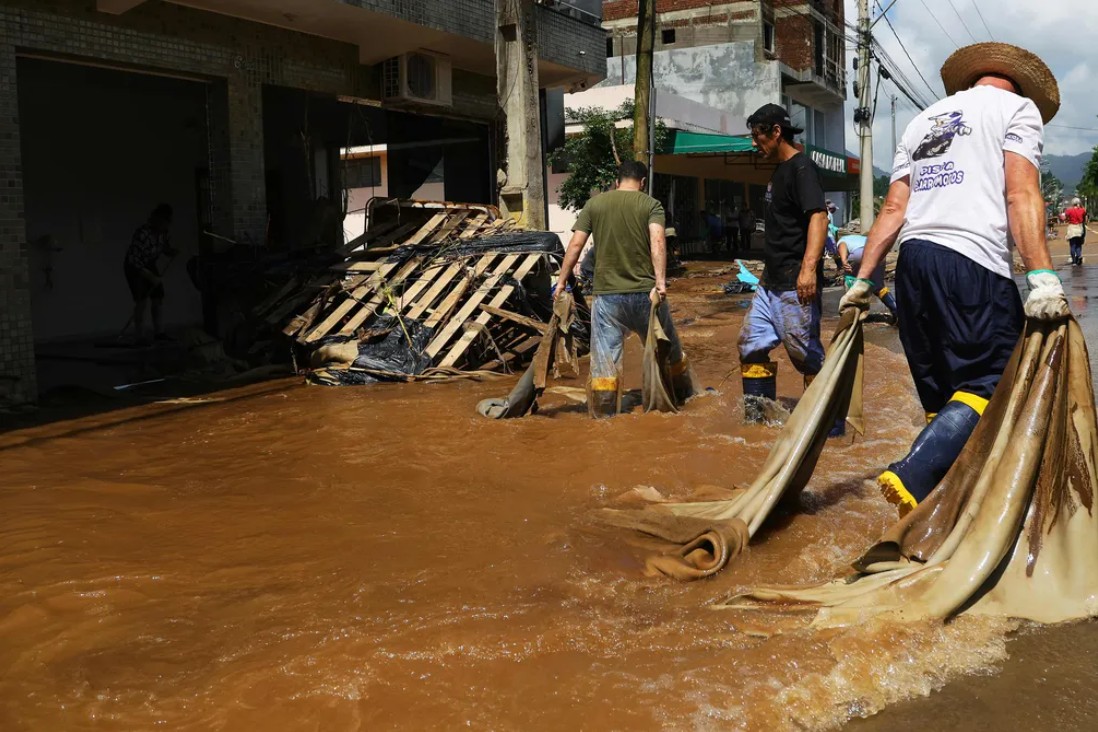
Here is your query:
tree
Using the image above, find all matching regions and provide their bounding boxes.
[1078,145,1098,211]
[549,101,669,211]
[1041,165,1064,204]
[632,0,655,162]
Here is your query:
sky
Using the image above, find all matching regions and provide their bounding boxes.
[841,0,1096,168]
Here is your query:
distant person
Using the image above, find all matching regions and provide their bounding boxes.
[738,205,756,252]
[703,210,724,255]
[123,203,177,344]
[837,225,898,322]
[1065,197,1087,266]
[556,161,692,417]
[725,206,740,254]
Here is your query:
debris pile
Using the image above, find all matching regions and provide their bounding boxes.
[254,201,572,385]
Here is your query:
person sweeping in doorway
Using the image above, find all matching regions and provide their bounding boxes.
[837,224,898,323]
[123,203,177,345]
[1065,197,1087,266]
[555,161,691,418]
[840,42,1069,516]
[737,104,833,428]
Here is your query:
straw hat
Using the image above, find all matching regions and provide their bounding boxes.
[940,43,1059,123]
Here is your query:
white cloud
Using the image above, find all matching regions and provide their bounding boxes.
[842,0,1097,166]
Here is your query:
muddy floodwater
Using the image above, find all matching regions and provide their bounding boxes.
[3,256,1098,731]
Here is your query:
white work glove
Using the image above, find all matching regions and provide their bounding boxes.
[838,278,873,314]
[1024,270,1070,321]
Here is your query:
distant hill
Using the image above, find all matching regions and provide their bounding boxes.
[1045,152,1091,192]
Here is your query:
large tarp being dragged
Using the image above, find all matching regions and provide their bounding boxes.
[600,309,865,579]
[724,318,1098,625]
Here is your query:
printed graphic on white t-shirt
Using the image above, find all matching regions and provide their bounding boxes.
[891,85,1043,279]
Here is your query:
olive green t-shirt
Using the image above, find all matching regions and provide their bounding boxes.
[573,189,665,294]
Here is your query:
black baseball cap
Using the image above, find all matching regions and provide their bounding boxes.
[747,103,804,134]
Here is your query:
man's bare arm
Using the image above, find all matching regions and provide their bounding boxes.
[856,177,910,280]
[795,210,829,304]
[649,223,667,297]
[554,230,589,296]
[1005,151,1054,272]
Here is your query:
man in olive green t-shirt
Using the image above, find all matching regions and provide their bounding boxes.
[554,161,691,417]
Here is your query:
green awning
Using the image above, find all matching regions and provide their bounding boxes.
[667,130,755,155]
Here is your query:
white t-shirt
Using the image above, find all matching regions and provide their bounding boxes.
[891,85,1043,279]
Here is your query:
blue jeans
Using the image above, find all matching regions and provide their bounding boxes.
[737,286,824,375]
[1070,237,1084,264]
[590,292,685,388]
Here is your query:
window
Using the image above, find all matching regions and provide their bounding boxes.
[662,28,676,45]
[763,21,775,54]
[605,35,614,58]
[814,110,826,147]
[344,156,382,188]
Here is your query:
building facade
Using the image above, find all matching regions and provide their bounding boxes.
[0,0,606,407]
[543,1,851,244]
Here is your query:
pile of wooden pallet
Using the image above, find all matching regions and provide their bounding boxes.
[254,201,564,383]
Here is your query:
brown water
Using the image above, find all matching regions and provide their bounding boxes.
[2,263,1096,731]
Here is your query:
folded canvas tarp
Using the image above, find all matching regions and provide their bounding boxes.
[723,318,1098,626]
[600,309,865,579]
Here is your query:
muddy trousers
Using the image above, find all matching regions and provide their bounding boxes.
[736,286,824,423]
[879,239,1024,513]
[589,292,688,418]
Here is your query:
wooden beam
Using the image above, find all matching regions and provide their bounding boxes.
[477,304,548,334]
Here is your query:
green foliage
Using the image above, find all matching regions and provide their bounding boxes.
[1041,166,1064,203]
[548,101,669,211]
[1079,145,1098,206]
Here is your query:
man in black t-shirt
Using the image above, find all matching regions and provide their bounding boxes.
[736,104,831,425]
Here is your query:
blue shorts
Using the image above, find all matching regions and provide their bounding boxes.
[895,239,1024,413]
[737,286,824,375]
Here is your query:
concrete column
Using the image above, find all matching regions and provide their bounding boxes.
[495,0,546,230]
[207,76,267,246]
[0,43,36,407]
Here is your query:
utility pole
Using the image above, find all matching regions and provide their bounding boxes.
[633,0,655,166]
[890,95,897,159]
[495,0,547,229]
[856,0,874,228]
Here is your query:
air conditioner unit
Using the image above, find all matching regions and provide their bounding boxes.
[381,51,453,107]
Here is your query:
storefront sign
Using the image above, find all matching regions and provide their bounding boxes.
[807,145,847,175]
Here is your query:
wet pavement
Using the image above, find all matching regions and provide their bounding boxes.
[1,254,1096,731]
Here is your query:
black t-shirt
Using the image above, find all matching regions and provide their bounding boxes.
[761,152,826,290]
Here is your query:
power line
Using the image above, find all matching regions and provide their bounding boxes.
[1048,124,1098,133]
[917,0,962,48]
[945,0,979,43]
[875,1,942,100]
[970,0,996,40]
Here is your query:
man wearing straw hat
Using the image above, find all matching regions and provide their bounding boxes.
[840,43,1070,516]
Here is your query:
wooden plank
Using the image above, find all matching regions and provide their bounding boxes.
[331,260,383,273]
[477,304,548,334]
[402,212,448,248]
[458,212,489,240]
[424,254,521,359]
[479,333,542,372]
[436,253,542,367]
[335,219,399,256]
[422,255,500,331]
[302,258,405,343]
[427,211,472,244]
[411,254,495,322]
[391,260,450,312]
[332,256,425,337]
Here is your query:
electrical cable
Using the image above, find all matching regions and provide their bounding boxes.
[945,0,979,43]
[917,0,961,48]
[874,1,942,100]
[970,0,996,40]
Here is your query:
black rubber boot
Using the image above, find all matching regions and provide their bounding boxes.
[878,397,983,514]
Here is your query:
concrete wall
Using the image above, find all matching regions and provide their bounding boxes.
[603,42,780,125]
